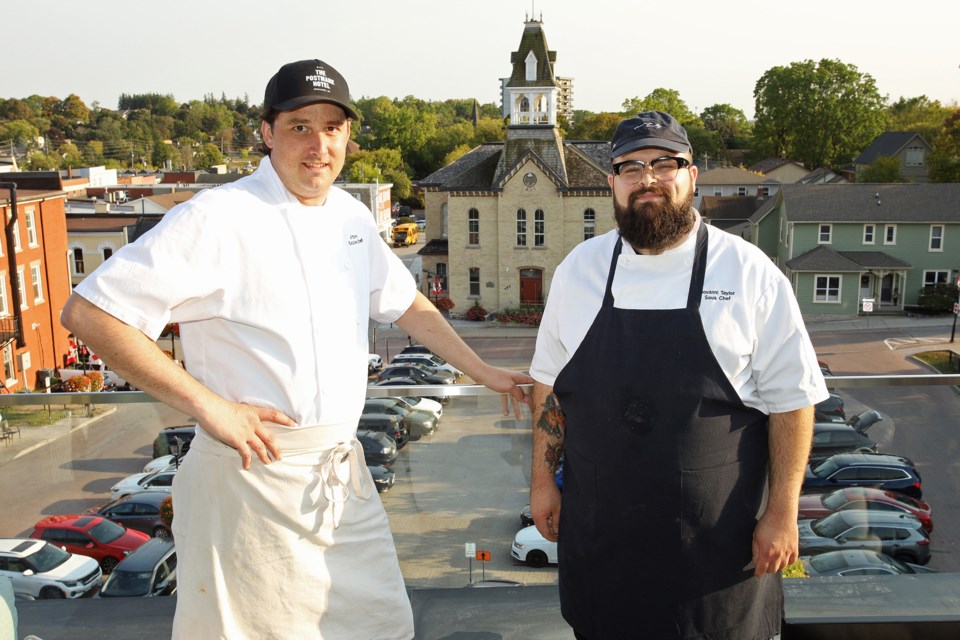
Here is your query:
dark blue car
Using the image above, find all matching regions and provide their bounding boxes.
[803,453,922,499]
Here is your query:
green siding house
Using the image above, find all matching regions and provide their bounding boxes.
[749,184,960,316]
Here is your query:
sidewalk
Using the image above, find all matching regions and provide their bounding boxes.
[0,404,116,467]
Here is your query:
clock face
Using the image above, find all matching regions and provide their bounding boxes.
[523,172,537,187]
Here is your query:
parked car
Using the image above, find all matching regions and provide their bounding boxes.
[798,510,931,565]
[392,353,462,379]
[368,465,396,493]
[802,453,922,498]
[85,491,173,539]
[368,353,383,374]
[373,378,449,405]
[362,398,438,439]
[810,410,882,461]
[152,424,196,458]
[814,394,845,423]
[143,452,187,474]
[99,538,177,598]
[400,396,443,420]
[30,515,150,574]
[378,363,455,385]
[0,538,102,599]
[798,487,933,534]
[399,345,432,356]
[111,469,178,501]
[357,413,409,447]
[511,525,557,567]
[355,430,398,467]
[800,549,936,577]
[520,504,534,527]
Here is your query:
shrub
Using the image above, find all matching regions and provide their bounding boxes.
[465,304,488,321]
[433,297,455,312]
[496,305,543,326]
[917,284,959,313]
[781,559,807,578]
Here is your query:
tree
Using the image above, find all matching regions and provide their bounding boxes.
[193,142,223,169]
[344,148,413,200]
[700,104,752,149]
[23,149,60,170]
[567,112,622,141]
[885,96,951,141]
[753,59,886,169]
[54,94,90,124]
[622,88,702,128]
[859,156,906,183]
[0,119,40,146]
[59,141,85,168]
[928,108,960,183]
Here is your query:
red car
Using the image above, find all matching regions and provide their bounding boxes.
[798,487,933,534]
[30,514,150,573]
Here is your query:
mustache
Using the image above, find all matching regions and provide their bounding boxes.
[629,185,669,202]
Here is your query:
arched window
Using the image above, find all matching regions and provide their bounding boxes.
[534,209,545,247]
[584,208,596,241]
[71,247,85,275]
[516,209,527,247]
[467,209,479,246]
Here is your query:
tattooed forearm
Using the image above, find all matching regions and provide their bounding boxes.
[536,393,565,439]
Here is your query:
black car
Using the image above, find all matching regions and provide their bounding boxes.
[362,398,438,439]
[84,491,171,539]
[399,345,432,356]
[356,430,398,467]
[814,393,845,423]
[368,465,396,493]
[98,538,177,598]
[811,410,882,461]
[803,453,922,498]
[152,425,196,458]
[357,414,409,448]
[378,364,455,385]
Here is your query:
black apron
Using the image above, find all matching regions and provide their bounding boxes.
[553,225,781,639]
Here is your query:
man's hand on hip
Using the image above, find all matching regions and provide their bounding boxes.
[198,399,297,470]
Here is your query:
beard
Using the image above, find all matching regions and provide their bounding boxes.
[613,184,695,254]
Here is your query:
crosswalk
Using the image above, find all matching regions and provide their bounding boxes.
[884,337,948,351]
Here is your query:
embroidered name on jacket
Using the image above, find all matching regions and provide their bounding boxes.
[348,234,364,246]
[702,289,736,301]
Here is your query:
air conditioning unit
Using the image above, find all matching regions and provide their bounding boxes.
[17,351,30,371]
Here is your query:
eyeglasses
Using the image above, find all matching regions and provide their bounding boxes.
[612,156,691,184]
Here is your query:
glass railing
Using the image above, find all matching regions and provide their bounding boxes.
[2,372,960,638]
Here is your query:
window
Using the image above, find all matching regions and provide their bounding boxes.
[16,268,27,310]
[694,187,699,197]
[534,209,545,247]
[468,267,480,296]
[905,145,925,167]
[30,263,43,302]
[779,218,785,243]
[0,277,6,317]
[25,208,38,247]
[923,271,949,287]
[524,51,537,81]
[2,344,14,383]
[863,224,875,245]
[441,203,448,238]
[930,225,943,251]
[436,262,447,293]
[584,208,596,241]
[103,247,113,260]
[759,187,770,196]
[884,225,897,245]
[713,188,722,196]
[814,275,841,303]
[72,248,85,275]
[11,214,21,252]
[467,209,479,246]
[737,187,747,196]
[516,209,527,247]
[818,224,832,244]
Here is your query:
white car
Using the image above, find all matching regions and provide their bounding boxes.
[368,353,383,373]
[392,353,463,378]
[143,453,186,474]
[0,538,102,599]
[399,396,443,421]
[111,470,178,501]
[511,525,557,567]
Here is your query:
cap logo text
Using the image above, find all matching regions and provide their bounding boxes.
[305,67,335,93]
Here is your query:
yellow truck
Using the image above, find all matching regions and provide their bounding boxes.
[392,222,419,247]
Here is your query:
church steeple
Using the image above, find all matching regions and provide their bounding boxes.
[500,16,559,127]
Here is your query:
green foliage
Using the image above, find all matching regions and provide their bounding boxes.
[917,283,960,312]
[496,306,543,326]
[885,96,951,141]
[928,109,960,183]
[0,119,40,146]
[700,103,753,149]
[753,59,886,169]
[859,156,905,183]
[567,112,621,141]
[23,149,60,170]
[442,144,472,166]
[622,88,702,128]
[465,304,488,321]
[193,143,224,169]
[782,559,807,579]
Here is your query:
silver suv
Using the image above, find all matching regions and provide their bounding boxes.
[798,510,931,565]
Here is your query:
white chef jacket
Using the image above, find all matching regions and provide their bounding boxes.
[530,214,829,415]
[74,156,416,428]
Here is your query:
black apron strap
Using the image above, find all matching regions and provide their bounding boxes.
[602,235,624,308]
[686,221,709,310]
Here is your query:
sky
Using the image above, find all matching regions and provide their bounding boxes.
[3,0,958,120]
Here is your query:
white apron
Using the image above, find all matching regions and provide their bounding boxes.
[170,424,414,640]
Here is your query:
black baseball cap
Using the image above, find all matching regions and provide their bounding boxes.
[263,59,359,120]
[610,111,692,159]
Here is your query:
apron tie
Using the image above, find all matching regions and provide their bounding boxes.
[318,440,369,529]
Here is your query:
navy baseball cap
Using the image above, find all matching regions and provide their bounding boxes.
[263,59,359,120]
[611,111,692,159]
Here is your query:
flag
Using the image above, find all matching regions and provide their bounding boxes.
[432,276,443,295]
